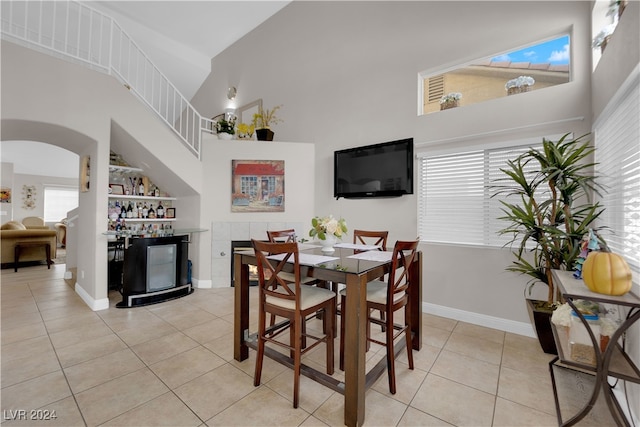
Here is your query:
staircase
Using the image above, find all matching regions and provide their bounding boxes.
[0,0,212,159]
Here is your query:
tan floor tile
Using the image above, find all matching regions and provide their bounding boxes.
[430,349,500,394]
[174,363,255,420]
[147,301,218,330]
[502,332,554,374]
[315,392,352,427]
[492,397,557,426]
[64,348,146,393]
[150,346,226,389]
[411,374,495,427]
[101,391,202,426]
[1,396,85,427]
[1,321,47,345]
[371,361,428,405]
[497,365,556,416]
[0,309,44,329]
[452,322,505,345]
[422,314,457,332]
[443,331,503,365]
[398,406,454,426]
[411,343,441,372]
[182,317,234,344]
[202,332,234,361]
[48,321,116,349]
[1,337,60,387]
[116,319,179,347]
[56,333,128,368]
[43,310,105,334]
[74,368,169,426]
[205,386,310,426]
[0,371,72,413]
[422,325,452,349]
[266,367,335,414]
[131,331,199,365]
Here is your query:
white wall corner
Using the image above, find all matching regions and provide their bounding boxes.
[75,283,110,311]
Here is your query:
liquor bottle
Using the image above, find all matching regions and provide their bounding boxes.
[154,186,160,197]
[137,203,142,218]
[142,202,149,219]
[138,177,145,196]
[156,201,164,218]
[126,202,134,218]
[120,201,127,219]
[148,204,156,219]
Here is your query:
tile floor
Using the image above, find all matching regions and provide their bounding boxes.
[1,263,614,426]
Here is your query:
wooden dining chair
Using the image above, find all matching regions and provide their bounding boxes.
[338,239,419,395]
[252,239,336,408]
[353,229,388,252]
[350,230,389,330]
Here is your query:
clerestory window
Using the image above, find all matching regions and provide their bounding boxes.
[419,34,571,114]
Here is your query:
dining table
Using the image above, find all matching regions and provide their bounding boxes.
[233,241,422,427]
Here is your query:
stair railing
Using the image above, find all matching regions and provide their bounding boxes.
[0,0,214,159]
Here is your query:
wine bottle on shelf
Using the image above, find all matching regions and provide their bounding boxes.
[126,202,134,218]
[142,202,149,219]
[148,204,156,219]
[138,178,145,196]
[120,201,127,219]
[156,201,164,218]
[137,203,142,218]
[154,186,160,197]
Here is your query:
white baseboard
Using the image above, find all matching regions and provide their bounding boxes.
[192,278,212,289]
[75,282,109,311]
[422,302,536,338]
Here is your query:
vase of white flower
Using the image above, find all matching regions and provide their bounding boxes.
[309,215,348,253]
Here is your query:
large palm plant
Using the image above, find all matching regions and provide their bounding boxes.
[493,133,606,306]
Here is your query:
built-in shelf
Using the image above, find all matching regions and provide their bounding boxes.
[108,195,177,201]
[109,165,143,173]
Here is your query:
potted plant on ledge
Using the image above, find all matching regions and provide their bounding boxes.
[491,133,606,354]
[216,116,236,140]
[252,105,282,141]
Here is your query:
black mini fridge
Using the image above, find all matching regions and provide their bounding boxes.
[117,235,192,308]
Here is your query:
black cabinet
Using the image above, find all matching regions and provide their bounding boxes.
[116,235,193,308]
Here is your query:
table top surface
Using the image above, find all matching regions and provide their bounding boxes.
[238,242,398,276]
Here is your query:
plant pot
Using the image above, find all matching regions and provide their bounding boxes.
[440,100,458,110]
[218,132,234,140]
[526,299,558,355]
[256,128,274,141]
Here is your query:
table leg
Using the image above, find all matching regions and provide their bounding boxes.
[234,253,250,361]
[343,274,367,427]
[14,244,20,272]
[45,243,51,269]
[409,252,422,350]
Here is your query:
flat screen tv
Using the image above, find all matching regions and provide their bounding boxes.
[334,138,414,199]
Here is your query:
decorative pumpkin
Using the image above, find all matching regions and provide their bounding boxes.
[582,252,632,296]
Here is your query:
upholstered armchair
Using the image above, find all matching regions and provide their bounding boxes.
[22,216,48,229]
[54,219,67,247]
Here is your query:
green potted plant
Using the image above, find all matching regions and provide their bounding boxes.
[252,105,282,141]
[491,133,606,353]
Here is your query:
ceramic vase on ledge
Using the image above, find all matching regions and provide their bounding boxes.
[256,128,274,141]
[319,235,338,253]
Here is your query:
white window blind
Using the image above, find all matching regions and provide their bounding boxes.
[44,186,78,222]
[594,72,640,272]
[418,143,543,246]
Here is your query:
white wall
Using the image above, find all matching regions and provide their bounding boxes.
[199,137,315,286]
[191,1,594,328]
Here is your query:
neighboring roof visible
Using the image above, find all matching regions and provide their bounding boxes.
[472,59,569,73]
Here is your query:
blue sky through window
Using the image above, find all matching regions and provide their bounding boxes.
[491,35,570,65]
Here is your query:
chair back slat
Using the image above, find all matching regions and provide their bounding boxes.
[267,229,297,243]
[353,229,388,252]
[252,239,299,302]
[387,239,419,304]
